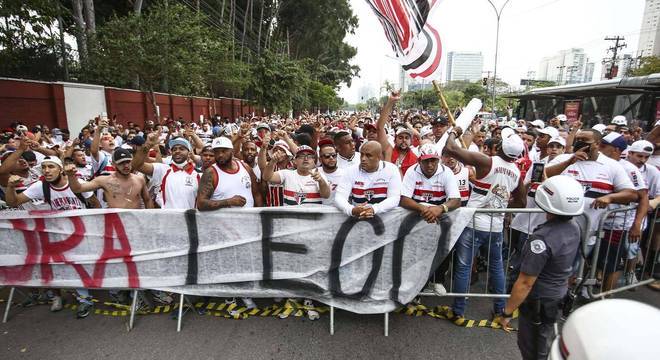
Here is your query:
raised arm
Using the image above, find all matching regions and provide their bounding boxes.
[261,152,284,184]
[64,164,102,193]
[377,92,397,159]
[91,117,105,161]
[131,131,160,176]
[4,175,31,207]
[443,131,491,177]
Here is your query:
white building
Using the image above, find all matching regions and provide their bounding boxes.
[584,62,595,83]
[638,0,660,57]
[445,52,483,82]
[536,48,588,85]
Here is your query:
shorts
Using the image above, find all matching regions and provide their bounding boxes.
[596,230,628,274]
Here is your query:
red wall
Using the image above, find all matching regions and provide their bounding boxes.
[0,79,67,129]
[0,78,262,130]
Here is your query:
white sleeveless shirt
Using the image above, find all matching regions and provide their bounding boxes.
[210,160,254,208]
[467,156,520,232]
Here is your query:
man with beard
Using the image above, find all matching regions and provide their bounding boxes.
[196,136,262,313]
[240,140,261,181]
[334,141,401,218]
[262,145,330,206]
[0,136,45,210]
[376,92,418,176]
[258,135,294,207]
[70,147,92,181]
[132,134,199,209]
[8,156,99,318]
[67,148,153,209]
[318,139,344,205]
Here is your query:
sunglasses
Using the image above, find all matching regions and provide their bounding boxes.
[321,153,337,159]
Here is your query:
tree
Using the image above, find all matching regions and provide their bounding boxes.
[0,0,69,80]
[630,56,660,77]
[86,3,215,116]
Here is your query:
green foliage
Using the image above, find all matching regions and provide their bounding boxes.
[629,56,660,77]
[86,3,211,95]
[0,0,69,80]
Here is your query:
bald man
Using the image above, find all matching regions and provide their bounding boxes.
[334,141,402,218]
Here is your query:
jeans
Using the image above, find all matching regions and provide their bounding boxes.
[451,227,505,316]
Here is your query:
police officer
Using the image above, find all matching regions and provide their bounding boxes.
[498,175,585,360]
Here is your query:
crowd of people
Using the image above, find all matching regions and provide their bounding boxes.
[1,93,659,338]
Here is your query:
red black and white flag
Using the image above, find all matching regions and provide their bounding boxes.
[365,0,443,79]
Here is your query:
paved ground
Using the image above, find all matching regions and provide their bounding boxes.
[0,286,658,360]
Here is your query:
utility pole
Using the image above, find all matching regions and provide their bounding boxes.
[602,36,627,79]
[486,0,511,117]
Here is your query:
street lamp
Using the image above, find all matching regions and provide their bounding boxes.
[486,0,511,117]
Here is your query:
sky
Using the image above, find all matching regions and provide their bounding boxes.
[339,0,647,104]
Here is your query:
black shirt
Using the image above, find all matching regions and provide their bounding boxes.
[520,218,581,299]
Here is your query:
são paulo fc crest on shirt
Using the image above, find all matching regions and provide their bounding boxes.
[364,190,375,201]
[422,192,434,202]
[185,176,194,186]
[294,192,306,204]
[241,175,251,189]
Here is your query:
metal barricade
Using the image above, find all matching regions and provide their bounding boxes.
[585,206,659,299]
[416,208,592,303]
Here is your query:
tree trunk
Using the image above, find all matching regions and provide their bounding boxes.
[133,0,144,15]
[83,0,96,35]
[71,0,87,65]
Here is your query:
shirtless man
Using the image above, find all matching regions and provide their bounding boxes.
[66,148,153,209]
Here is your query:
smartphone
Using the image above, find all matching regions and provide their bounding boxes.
[530,163,545,183]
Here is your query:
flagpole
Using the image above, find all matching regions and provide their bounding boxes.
[486,0,511,118]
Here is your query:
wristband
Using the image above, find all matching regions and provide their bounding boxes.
[502,310,513,318]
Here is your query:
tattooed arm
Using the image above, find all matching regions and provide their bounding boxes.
[196,168,237,211]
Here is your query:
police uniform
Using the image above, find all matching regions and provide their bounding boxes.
[514,217,581,360]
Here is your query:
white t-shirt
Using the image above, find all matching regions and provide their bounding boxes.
[549,153,634,243]
[152,163,200,209]
[23,180,93,210]
[648,154,660,171]
[277,169,328,206]
[91,150,115,208]
[604,159,647,231]
[334,161,402,216]
[319,167,345,206]
[640,163,660,200]
[337,152,360,170]
[401,164,460,205]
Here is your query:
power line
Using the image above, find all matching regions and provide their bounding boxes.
[602,36,626,79]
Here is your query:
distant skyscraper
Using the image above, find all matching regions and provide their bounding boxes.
[638,0,660,57]
[445,52,483,82]
[583,62,595,83]
[536,48,587,85]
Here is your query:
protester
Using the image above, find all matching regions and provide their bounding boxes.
[317,139,344,205]
[442,127,526,323]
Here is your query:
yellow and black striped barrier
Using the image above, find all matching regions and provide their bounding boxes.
[395,303,519,331]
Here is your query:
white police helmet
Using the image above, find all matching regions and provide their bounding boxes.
[534,175,584,216]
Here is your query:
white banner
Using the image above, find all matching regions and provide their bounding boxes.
[0,207,475,313]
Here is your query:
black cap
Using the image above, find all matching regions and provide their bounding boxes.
[431,117,449,126]
[21,151,36,162]
[128,135,145,146]
[112,148,133,164]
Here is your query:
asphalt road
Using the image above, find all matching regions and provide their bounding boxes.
[1,287,658,360]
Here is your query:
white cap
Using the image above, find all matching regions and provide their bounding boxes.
[420,126,433,138]
[548,136,566,147]
[628,140,654,155]
[211,136,233,149]
[419,143,440,160]
[530,120,545,129]
[395,128,413,137]
[538,126,559,138]
[612,115,627,126]
[501,131,525,158]
[41,156,63,169]
[592,124,607,134]
[272,140,293,158]
[557,114,568,122]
